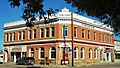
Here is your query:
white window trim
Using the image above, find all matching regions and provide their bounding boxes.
[28,31,30,39]
[29,49,31,57]
[40,28,44,38]
[12,33,14,41]
[81,48,85,59]
[74,47,78,59]
[62,26,68,37]
[39,48,44,59]
[21,31,23,40]
[18,32,20,40]
[100,34,102,42]
[74,27,77,38]
[33,30,34,39]
[104,35,106,42]
[5,33,8,42]
[94,49,97,59]
[49,47,56,59]
[88,30,91,40]
[94,32,96,40]
[89,49,92,59]
[45,28,49,38]
[82,28,85,38]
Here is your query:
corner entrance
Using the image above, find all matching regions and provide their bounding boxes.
[61,47,70,64]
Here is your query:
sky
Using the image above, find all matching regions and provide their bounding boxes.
[0,0,120,50]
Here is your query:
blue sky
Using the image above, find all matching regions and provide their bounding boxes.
[0,0,119,50]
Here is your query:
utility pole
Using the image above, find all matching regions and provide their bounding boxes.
[71,12,74,67]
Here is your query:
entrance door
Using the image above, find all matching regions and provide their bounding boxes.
[61,47,69,64]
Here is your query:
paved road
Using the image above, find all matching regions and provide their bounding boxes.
[80,63,120,68]
[0,62,120,68]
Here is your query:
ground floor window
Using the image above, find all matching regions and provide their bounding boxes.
[39,47,44,59]
[74,47,78,59]
[29,48,34,57]
[115,54,120,59]
[51,47,56,58]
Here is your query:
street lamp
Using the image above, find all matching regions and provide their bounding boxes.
[63,36,66,65]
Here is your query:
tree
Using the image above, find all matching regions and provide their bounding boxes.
[65,0,120,35]
[8,0,56,27]
[8,0,120,34]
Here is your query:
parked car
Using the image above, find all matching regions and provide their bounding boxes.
[16,57,34,65]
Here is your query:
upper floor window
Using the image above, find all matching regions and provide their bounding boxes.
[33,29,36,39]
[82,29,85,38]
[81,48,85,59]
[63,26,68,37]
[110,36,112,43]
[28,30,32,39]
[108,35,112,43]
[51,27,55,37]
[12,32,15,41]
[40,28,44,38]
[94,32,96,40]
[103,34,106,42]
[22,31,25,40]
[88,30,90,40]
[5,33,9,42]
[10,33,12,41]
[89,48,92,59]
[99,33,102,42]
[74,27,77,37]
[46,27,49,37]
[18,32,21,40]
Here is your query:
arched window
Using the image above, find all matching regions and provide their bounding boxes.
[39,47,44,59]
[94,49,97,59]
[81,48,84,59]
[29,48,34,57]
[74,47,78,59]
[89,48,92,59]
[51,47,56,58]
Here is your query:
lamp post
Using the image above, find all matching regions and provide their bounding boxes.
[63,36,66,65]
[71,12,74,67]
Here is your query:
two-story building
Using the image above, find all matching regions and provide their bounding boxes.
[3,8,114,65]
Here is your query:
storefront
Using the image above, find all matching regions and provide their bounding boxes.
[10,46,26,62]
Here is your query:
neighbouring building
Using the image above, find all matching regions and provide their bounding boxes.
[3,8,114,65]
[114,40,120,62]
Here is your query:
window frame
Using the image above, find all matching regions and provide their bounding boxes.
[82,28,85,38]
[50,47,56,59]
[94,32,96,40]
[62,26,68,37]
[40,28,44,38]
[39,47,44,59]
[94,49,97,59]
[81,48,85,59]
[89,48,92,59]
[46,27,49,37]
[74,47,78,59]
[88,30,90,40]
[74,27,77,38]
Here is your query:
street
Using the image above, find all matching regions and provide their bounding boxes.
[0,62,120,68]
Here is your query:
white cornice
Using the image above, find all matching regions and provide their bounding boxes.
[4,39,114,46]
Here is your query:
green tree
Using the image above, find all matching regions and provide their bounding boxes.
[8,0,120,34]
[8,0,56,27]
[65,0,120,35]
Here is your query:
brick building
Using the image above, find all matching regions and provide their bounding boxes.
[3,8,114,65]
